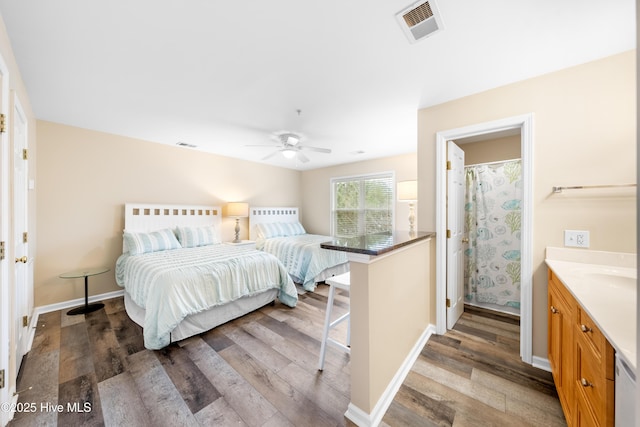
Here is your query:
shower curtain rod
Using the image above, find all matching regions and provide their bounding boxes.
[464,158,521,168]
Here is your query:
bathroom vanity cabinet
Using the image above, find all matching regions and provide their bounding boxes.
[548,270,615,426]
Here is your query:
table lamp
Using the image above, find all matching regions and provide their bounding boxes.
[397,180,417,233]
[226,202,249,243]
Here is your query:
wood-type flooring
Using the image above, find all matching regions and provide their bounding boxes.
[9,285,566,426]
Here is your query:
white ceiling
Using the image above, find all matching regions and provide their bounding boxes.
[0,0,635,170]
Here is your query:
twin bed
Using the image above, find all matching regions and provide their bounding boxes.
[116,203,348,350]
[249,207,349,291]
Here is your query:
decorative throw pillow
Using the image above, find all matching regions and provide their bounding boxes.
[123,228,182,255]
[175,225,220,248]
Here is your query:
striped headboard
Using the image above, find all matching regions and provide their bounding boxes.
[122,203,221,251]
[249,207,299,240]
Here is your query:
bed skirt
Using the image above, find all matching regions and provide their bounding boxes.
[124,289,278,344]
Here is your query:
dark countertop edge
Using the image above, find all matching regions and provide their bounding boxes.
[320,231,435,256]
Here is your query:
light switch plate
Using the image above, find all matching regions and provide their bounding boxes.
[564,230,590,248]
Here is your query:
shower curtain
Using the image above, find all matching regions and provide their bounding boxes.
[464,159,522,314]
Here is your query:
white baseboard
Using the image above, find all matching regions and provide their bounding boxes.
[33,289,124,317]
[28,289,125,352]
[344,324,436,427]
[532,355,551,372]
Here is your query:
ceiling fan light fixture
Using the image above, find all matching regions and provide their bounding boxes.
[282,149,296,159]
[286,135,300,145]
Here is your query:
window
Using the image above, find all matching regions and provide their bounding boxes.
[331,172,394,237]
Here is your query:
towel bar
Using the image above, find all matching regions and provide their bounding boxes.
[552,184,636,193]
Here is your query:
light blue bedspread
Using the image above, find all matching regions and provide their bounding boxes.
[116,244,297,349]
[257,234,348,291]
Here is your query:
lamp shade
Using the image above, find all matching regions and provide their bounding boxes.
[226,202,249,217]
[397,180,417,201]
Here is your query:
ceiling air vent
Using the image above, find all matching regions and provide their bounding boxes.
[176,141,197,148]
[396,0,444,44]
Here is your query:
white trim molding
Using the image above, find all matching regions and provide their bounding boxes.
[345,324,436,427]
[31,289,125,320]
[435,113,534,364]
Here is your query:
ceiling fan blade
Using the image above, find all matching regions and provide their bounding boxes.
[296,152,310,163]
[261,150,281,161]
[299,145,331,154]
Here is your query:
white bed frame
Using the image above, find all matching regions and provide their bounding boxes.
[121,203,278,344]
[249,206,349,286]
[123,203,222,251]
[249,206,299,241]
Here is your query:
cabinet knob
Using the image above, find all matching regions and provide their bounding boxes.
[580,324,592,333]
[580,378,593,387]
[15,256,27,264]
[550,306,559,314]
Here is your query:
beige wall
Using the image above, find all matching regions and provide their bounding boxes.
[300,153,418,234]
[349,238,432,413]
[35,121,302,307]
[418,50,636,358]
[461,135,521,165]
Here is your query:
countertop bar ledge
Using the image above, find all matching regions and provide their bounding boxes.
[320,230,435,256]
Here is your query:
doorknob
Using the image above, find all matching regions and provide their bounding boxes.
[15,256,27,263]
[462,237,469,243]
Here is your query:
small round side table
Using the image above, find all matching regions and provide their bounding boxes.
[59,266,110,315]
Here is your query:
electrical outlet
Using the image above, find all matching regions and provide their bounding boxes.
[564,230,590,248]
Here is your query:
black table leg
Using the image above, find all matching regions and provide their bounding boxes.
[67,275,105,315]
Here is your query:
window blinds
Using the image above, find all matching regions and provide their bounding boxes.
[331,172,394,237]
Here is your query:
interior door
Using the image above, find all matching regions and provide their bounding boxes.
[446,140,465,329]
[12,95,29,376]
[0,58,10,427]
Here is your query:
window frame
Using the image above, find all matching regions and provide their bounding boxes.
[330,171,396,237]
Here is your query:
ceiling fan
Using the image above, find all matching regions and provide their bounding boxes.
[247,130,332,163]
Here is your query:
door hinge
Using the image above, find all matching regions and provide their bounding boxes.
[0,368,4,389]
[446,160,452,170]
[0,241,4,260]
[446,229,451,238]
[0,113,5,133]
[22,149,28,160]
[446,298,451,308]
[23,232,27,243]
[22,316,28,327]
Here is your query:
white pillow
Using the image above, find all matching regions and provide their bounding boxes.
[175,225,220,248]
[123,228,182,255]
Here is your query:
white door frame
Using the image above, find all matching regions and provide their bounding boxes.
[0,52,12,425]
[435,113,534,364]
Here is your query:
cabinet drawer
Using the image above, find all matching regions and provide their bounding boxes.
[576,306,615,380]
[576,340,615,424]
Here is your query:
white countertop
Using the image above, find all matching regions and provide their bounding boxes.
[545,247,637,371]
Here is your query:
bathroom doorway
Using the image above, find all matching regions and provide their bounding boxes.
[456,134,522,317]
[435,114,534,364]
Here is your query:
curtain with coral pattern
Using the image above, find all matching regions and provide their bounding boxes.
[464,159,522,311]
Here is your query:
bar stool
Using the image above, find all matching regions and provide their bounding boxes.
[318,272,350,371]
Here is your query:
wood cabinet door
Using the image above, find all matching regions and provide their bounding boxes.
[548,278,574,420]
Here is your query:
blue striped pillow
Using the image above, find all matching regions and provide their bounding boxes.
[280,221,306,236]
[257,222,306,239]
[175,226,220,248]
[123,228,182,255]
